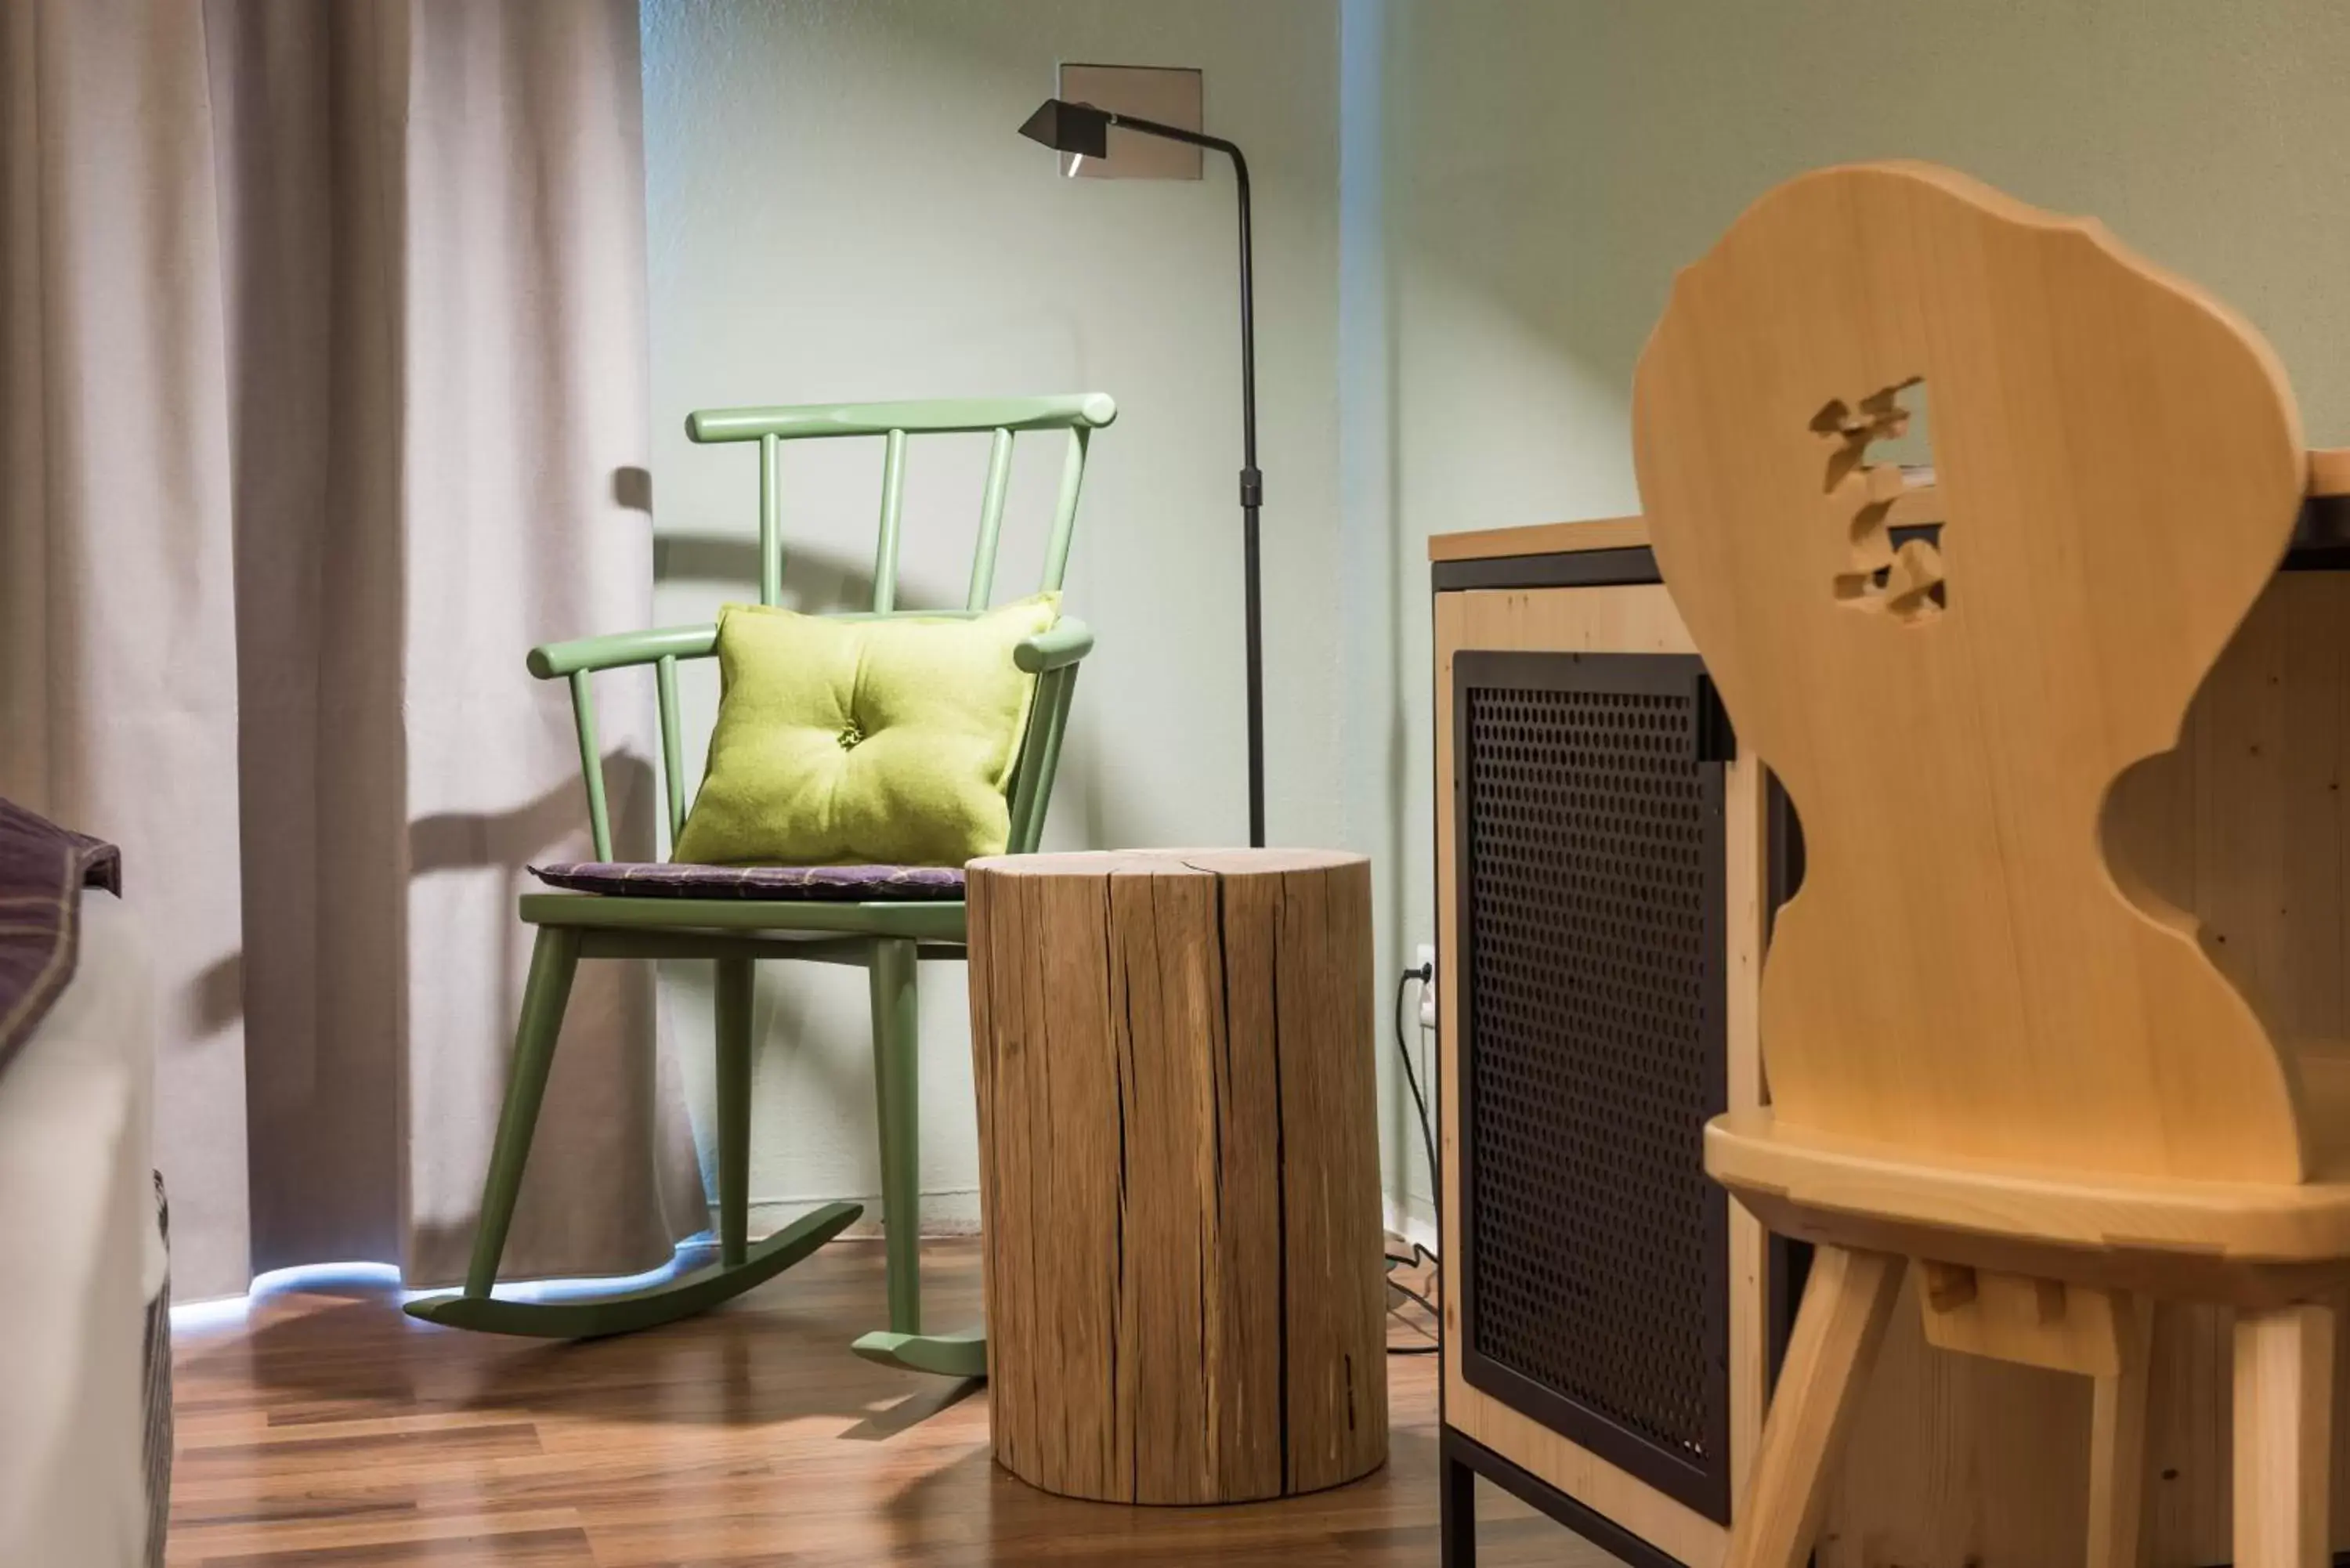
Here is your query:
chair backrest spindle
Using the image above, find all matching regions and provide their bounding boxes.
[580,393,1120,854]
[968,428,1015,609]
[873,428,908,612]
[757,433,783,607]
[654,654,686,845]
[569,668,614,862]
[684,393,1113,608]
[1005,663,1076,853]
[1043,427,1089,593]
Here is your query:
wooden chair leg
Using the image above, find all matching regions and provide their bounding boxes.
[2087,1296,2155,1568]
[2234,1302,2335,1568]
[868,937,921,1335]
[1727,1245,1904,1568]
[408,927,862,1339]
[714,956,755,1269]
[460,927,581,1296]
[848,938,986,1377]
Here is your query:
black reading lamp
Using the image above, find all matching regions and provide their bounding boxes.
[1018,96,1266,849]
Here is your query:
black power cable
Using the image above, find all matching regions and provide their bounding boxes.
[1383,961,1441,1356]
[1394,963,1437,1198]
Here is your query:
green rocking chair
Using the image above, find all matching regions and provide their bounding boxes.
[405,393,1114,1376]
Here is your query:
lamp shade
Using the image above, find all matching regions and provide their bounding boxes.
[1017,98,1110,160]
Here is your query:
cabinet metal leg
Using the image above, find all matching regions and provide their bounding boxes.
[1441,1436,1477,1568]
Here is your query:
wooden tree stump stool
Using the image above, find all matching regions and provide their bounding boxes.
[964,849,1389,1505]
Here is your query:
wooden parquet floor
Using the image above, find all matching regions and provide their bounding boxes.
[168,1238,1610,1566]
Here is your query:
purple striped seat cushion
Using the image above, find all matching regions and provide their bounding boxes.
[530,862,965,901]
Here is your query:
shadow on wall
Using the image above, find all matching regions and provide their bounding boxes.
[188,511,893,1059]
[184,747,678,1284]
[614,464,654,514]
[185,758,659,1042]
[655,532,880,615]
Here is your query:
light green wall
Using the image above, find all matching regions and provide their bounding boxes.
[1375,0,2350,1230]
[640,0,1361,1237]
[640,0,2350,1249]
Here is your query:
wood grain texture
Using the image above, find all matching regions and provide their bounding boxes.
[2087,1295,2156,1568]
[1817,1292,2350,1565]
[1724,747,1772,1514]
[1916,1270,2131,1378]
[1714,1100,2350,1251]
[1723,1246,1904,1568]
[1638,163,2350,1567]
[1425,516,1646,561]
[1710,1115,2350,1311]
[1637,160,2310,1183]
[1429,542,2350,1563]
[1823,1266,2096,1566]
[1807,565,2350,1562]
[1430,573,2350,1564]
[1428,529,2350,1563]
[1429,445,2347,567]
[2309,448,2350,497]
[2106,571,2350,1107]
[167,1240,1600,1568]
[964,849,1386,1505]
[2235,1303,2336,1567]
[1434,582,1743,1568]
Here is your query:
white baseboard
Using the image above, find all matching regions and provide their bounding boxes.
[1384,1190,1438,1255]
[735,1189,982,1240]
[735,1188,1430,1252]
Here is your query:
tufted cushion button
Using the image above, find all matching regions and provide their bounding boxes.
[837,721,865,750]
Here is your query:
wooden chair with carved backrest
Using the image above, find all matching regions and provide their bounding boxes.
[1638,164,2350,1566]
[404,394,1113,1378]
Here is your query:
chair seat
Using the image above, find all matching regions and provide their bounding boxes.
[519,887,966,943]
[533,861,965,901]
[1707,1106,2350,1298]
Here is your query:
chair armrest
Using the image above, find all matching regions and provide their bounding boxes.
[1014,617,1094,674]
[527,623,719,680]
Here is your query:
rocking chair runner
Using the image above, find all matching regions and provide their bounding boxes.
[405,392,1115,1374]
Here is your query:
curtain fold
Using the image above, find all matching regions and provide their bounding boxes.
[3,0,703,1300]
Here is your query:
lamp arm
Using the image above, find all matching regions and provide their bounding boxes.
[1097,110,1239,160]
[1095,108,1267,847]
[1092,110,1256,494]
[1228,146,1258,498]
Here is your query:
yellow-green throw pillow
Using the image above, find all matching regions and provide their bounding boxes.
[671,593,1059,868]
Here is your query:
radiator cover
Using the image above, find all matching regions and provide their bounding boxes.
[1452,649,1732,1524]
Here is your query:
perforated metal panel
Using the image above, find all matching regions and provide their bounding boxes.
[1452,649,1731,1524]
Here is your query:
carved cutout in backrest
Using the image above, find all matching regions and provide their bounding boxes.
[1636,163,2311,1183]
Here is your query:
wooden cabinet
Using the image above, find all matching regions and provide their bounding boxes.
[1433,514,2350,1566]
[1433,521,1770,1568]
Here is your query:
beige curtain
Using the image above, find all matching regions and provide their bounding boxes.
[2,0,705,1299]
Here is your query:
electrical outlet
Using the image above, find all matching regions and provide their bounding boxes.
[1415,942,1437,1031]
